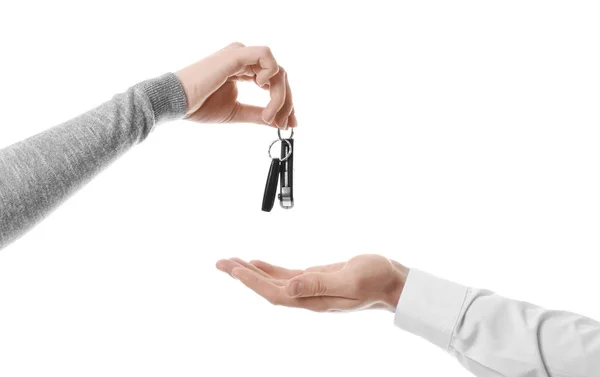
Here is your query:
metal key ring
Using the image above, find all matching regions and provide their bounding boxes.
[268,138,293,162]
[277,128,294,141]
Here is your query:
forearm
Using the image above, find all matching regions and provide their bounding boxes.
[395,270,600,376]
[0,73,187,250]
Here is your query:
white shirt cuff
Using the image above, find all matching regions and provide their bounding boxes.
[394,269,469,350]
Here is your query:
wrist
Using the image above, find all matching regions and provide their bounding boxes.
[137,73,188,125]
[174,69,193,114]
[384,263,409,311]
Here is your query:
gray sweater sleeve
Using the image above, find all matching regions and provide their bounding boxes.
[0,73,187,250]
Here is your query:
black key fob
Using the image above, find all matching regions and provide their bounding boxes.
[262,158,281,212]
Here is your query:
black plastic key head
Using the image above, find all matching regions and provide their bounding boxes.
[262,158,281,212]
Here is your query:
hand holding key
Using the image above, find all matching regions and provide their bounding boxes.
[177,43,298,211]
[176,42,296,128]
[216,255,409,312]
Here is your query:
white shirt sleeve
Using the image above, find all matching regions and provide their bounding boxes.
[394,269,600,377]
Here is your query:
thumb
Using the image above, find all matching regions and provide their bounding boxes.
[286,272,349,298]
[229,103,273,127]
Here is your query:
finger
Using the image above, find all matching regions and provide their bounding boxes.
[216,259,285,286]
[232,46,279,87]
[273,72,294,129]
[246,65,271,90]
[286,271,351,298]
[249,260,344,278]
[229,103,273,126]
[249,260,304,279]
[262,69,286,125]
[231,68,256,79]
[230,258,274,279]
[288,108,298,128]
[216,258,245,277]
[232,268,292,306]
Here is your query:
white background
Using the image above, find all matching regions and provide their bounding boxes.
[0,1,599,376]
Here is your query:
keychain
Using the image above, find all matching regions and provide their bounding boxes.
[262,129,294,212]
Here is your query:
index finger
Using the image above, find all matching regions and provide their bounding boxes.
[231,46,279,86]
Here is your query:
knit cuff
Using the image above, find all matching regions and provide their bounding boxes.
[136,73,188,125]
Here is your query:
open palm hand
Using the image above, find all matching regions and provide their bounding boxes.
[216,255,408,313]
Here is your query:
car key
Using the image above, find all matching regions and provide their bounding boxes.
[261,157,281,212]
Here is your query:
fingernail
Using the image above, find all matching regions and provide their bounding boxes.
[288,281,303,297]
